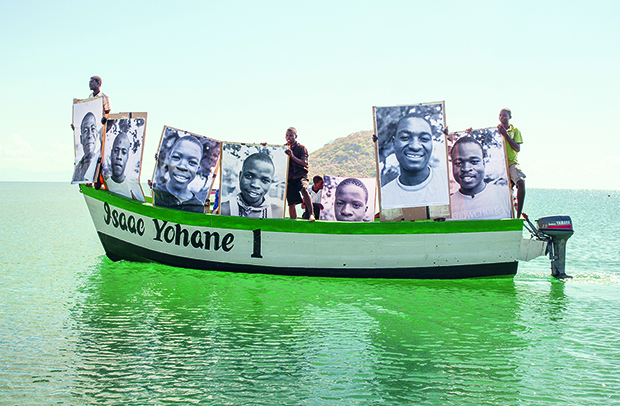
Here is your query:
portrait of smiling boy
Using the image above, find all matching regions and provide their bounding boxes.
[152,127,221,214]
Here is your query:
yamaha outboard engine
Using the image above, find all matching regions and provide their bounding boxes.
[535,216,574,279]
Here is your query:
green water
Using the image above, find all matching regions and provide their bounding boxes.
[1,183,619,405]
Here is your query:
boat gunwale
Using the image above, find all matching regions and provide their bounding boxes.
[81,184,524,235]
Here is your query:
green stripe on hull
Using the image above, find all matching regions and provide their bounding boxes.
[81,185,523,235]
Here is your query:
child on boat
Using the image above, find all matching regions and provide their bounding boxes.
[302,175,324,220]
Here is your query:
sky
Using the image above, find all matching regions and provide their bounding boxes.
[1,0,618,190]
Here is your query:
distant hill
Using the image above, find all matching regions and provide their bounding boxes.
[308,130,376,179]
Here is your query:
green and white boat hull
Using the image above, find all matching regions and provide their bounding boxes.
[81,185,528,279]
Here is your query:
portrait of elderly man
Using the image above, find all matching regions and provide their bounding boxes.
[72,112,101,183]
[378,110,449,209]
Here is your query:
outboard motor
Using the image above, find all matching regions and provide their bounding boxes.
[535,216,574,279]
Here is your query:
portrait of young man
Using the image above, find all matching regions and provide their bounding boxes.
[447,128,512,220]
[101,116,146,202]
[374,103,450,213]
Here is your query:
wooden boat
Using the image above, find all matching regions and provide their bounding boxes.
[80,184,570,279]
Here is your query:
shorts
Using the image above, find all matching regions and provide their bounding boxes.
[509,163,526,185]
[286,177,309,206]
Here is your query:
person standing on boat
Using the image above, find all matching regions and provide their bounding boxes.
[89,76,111,118]
[497,108,526,218]
[380,114,449,208]
[449,136,512,220]
[220,152,284,218]
[284,127,315,221]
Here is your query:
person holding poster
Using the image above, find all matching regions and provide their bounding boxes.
[72,112,100,183]
[497,108,526,218]
[89,76,111,116]
[284,127,315,221]
[381,114,449,208]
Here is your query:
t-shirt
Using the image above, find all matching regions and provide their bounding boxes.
[505,124,523,165]
[90,91,111,114]
[153,187,204,213]
[381,167,450,209]
[72,155,98,183]
[220,193,282,218]
[308,187,322,204]
[287,142,309,179]
[105,176,145,202]
[449,183,512,220]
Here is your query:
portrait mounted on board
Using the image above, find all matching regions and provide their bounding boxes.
[321,175,376,222]
[447,127,513,220]
[151,126,221,214]
[101,113,147,202]
[219,143,288,219]
[71,97,104,184]
[373,102,450,221]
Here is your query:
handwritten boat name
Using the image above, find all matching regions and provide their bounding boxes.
[104,202,146,235]
[152,219,234,251]
[102,202,264,258]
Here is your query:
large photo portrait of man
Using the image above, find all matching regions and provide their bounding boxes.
[71,97,104,184]
[101,113,147,202]
[219,143,288,219]
[320,176,376,222]
[374,102,450,219]
[447,127,513,220]
[152,126,221,213]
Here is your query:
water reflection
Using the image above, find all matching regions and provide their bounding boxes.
[70,261,528,404]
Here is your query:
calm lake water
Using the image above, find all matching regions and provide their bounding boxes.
[1,183,619,405]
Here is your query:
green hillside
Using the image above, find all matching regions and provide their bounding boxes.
[308,130,376,179]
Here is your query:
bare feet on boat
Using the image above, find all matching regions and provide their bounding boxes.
[309,214,316,222]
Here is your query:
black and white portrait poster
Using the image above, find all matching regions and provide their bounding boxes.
[374,102,450,213]
[71,97,104,184]
[321,175,376,222]
[101,113,147,202]
[152,126,221,213]
[219,143,288,219]
[447,127,513,220]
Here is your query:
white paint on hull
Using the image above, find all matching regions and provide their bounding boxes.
[85,195,523,272]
